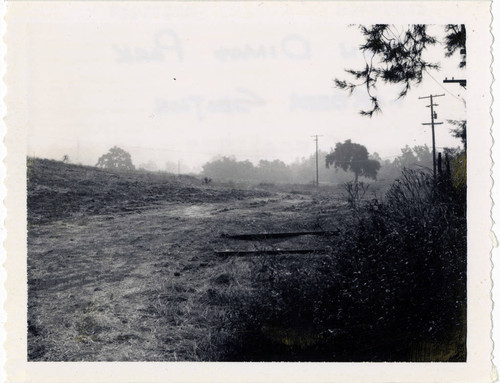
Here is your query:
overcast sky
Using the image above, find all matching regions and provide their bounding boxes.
[11,3,466,173]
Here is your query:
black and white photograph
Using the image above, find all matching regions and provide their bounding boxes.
[3,1,495,382]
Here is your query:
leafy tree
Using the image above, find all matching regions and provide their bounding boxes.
[393,145,432,170]
[448,119,467,149]
[370,152,382,163]
[257,159,292,183]
[96,146,135,171]
[326,140,380,182]
[444,24,466,69]
[202,156,256,182]
[335,24,466,116]
[289,151,352,185]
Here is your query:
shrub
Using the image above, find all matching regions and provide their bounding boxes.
[211,169,466,361]
[334,169,466,359]
[343,181,370,210]
[212,256,342,361]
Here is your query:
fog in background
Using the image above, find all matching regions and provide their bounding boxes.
[10,3,466,173]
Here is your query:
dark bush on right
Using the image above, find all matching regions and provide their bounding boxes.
[211,169,466,361]
[331,169,466,360]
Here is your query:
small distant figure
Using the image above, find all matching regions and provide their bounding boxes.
[62,154,69,163]
[203,177,212,185]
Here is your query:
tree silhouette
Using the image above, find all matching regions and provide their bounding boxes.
[326,140,380,182]
[257,159,292,183]
[202,156,256,182]
[393,145,433,170]
[96,146,135,171]
[448,119,467,149]
[335,24,466,116]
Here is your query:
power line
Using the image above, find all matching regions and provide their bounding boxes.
[111,143,282,160]
[424,69,465,105]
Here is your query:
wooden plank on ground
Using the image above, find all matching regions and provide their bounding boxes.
[215,248,330,256]
[221,231,331,240]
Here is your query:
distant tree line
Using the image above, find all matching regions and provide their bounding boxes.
[90,143,439,185]
[201,154,348,184]
[201,143,436,185]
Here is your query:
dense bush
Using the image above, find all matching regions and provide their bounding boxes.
[212,169,466,361]
[332,169,466,359]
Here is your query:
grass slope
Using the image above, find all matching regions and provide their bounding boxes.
[27,158,339,361]
[27,158,271,224]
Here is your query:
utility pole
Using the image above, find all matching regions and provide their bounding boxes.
[419,94,445,184]
[311,135,323,186]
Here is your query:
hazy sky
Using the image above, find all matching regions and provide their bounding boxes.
[11,3,466,172]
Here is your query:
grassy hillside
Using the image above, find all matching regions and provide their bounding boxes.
[27,158,339,361]
[27,158,270,224]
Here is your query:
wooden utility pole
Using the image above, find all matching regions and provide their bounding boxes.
[311,135,323,186]
[419,94,445,184]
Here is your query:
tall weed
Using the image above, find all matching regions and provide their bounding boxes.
[211,169,466,361]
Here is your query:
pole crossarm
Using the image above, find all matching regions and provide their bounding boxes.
[418,94,445,100]
[443,77,466,88]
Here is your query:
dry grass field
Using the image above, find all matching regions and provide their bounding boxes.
[28,158,466,362]
[27,158,346,361]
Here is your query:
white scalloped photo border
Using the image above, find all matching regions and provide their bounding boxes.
[1,1,496,382]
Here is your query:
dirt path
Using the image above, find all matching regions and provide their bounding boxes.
[28,192,342,361]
